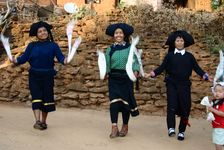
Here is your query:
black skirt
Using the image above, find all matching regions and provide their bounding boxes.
[108,69,139,117]
[29,69,56,112]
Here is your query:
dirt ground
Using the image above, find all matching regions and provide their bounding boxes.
[0,102,214,150]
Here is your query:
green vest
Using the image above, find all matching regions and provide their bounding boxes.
[105,45,140,73]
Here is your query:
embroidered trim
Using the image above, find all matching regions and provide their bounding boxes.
[44,102,55,106]
[110,99,129,105]
[32,99,42,103]
[110,99,138,112]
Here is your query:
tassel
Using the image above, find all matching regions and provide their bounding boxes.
[181,118,191,127]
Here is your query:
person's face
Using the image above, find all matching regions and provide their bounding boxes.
[114,28,124,43]
[37,27,49,40]
[214,85,224,99]
[175,37,184,50]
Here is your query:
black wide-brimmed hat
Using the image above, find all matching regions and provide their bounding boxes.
[105,23,134,37]
[165,30,194,52]
[29,21,54,41]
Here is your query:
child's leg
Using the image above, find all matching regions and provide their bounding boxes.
[33,109,41,122]
[41,111,48,123]
[40,75,55,129]
[33,109,44,130]
[166,83,178,130]
[119,109,130,137]
[215,144,222,150]
[121,109,130,125]
[40,111,48,129]
[178,84,191,133]
[29,72,44,123]
[109,102,120,138]
[110,102,120,124]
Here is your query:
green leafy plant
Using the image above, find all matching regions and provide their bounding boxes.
[205,35,224,53]
[72,6,96,20]
[212,0,220,9]
[117,0,126,9]
[211,0,224,10]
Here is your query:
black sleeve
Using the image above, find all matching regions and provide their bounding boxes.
[154,54,169,76]
[191,54,205,77]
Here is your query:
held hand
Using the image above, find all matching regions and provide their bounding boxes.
[207,106,214,112]
[104,74,109,80]
[134,71,139,78]
[144,73,150,78]
[11,57,17,64]
[208,75,214,82]
[208,96,213,103]
[144,71,155,78]
[150,71,155,78]
[64,57,68,65]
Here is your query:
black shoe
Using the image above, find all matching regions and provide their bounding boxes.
[177,132,185,141]
[33,121,44,130]
[41,122,48,130]
[168,128,175,137]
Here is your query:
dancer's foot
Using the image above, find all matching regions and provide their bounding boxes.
[168,128,175,137]
[109,125,119,138]
[119,124,128,137]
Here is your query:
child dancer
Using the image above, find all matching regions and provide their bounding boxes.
[146,30,210,140]
[105,23,140,138]
[208,83,224,150]
[13,21,67,130]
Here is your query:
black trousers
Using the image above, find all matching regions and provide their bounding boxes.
[29,70,55,112]
[166,82,191,133]
[110,101,130,124]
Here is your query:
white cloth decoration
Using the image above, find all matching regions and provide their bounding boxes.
[66,20,82,63]
[97,50,106,80]
[200,96,212,106]
[134,48,144,77]
[67,36,82,63]
[214,50,224,85]
[64,3,78,14]
[66,19,76,55]
[1,33,12,61]
[207,112,215,121]
[126,36,139,82]
[200,96,215,121]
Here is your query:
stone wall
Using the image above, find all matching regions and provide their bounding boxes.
[0,6,222,117]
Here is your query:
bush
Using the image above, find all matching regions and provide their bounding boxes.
[204,35,224,53]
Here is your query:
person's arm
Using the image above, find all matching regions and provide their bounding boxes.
[16,43,33,65]
[191,54,208,80]
[208,106,224,117]
[153,54,169,77]
[105,47,111,74]
[54,43,65,65]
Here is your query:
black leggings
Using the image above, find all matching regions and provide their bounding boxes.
[110,101,130,124]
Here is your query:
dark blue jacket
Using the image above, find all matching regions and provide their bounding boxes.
[17,40,65,72]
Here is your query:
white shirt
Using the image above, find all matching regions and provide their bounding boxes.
[174,48,185,55]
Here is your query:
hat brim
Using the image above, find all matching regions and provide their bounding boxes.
[105,23,134,37]
[165,30,194,52]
